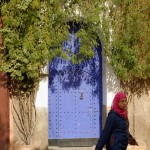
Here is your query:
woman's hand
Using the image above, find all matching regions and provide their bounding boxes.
[128,138,138,146]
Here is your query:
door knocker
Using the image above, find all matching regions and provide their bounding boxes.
[80,91,84,100]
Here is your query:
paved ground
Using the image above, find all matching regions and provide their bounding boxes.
[127,145,146,150]
[48,145,146,150]
[48,146,95,150]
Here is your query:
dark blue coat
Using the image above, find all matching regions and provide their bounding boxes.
[95,110,131,150]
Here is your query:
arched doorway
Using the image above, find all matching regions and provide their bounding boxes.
[48,24,102,146]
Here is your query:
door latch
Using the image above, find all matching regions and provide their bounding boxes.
[80,91,84,100]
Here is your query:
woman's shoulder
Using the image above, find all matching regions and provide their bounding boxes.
[108,110,119,118]
[108,110,126,122]
[104,110,118,125]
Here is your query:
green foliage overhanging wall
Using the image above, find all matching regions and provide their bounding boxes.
[107,0,150,94]
[0,0,150,95]
[0,0,107,95]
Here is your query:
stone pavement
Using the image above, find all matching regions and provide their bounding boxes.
[127,145,146,150]
[48,146,95,150]
[48,145,146,150]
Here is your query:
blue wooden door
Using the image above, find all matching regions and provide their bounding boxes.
[48,28,102,146]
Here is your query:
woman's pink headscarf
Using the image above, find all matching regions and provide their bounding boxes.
[111,92,128,119]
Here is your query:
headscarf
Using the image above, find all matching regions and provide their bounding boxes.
[111,92,128,119]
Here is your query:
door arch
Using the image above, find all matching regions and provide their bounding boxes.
[48,25,102,146]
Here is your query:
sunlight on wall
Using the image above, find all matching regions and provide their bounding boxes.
[35,77,48,108]
[102,56,121,106]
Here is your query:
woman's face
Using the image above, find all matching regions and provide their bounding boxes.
[118,98,127,110]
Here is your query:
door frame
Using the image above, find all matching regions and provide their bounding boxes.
[48,23,103,146]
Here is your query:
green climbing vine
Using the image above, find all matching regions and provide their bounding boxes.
[107,0,150,94]
[0,0,107,95]
[0,0,149,96]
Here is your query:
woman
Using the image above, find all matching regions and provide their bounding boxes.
[95,92,138,150]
